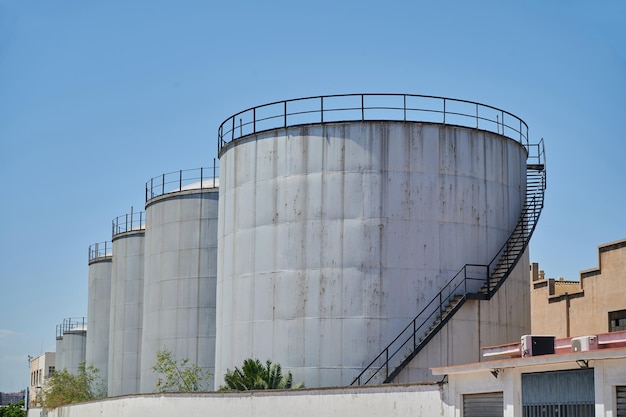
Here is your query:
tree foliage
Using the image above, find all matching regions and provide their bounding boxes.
[220,358,304,391]
[39,362,105,410]
[0,400,25,417]
[151,348,212,392]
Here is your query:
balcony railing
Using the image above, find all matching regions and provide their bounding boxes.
[218,93,529,154]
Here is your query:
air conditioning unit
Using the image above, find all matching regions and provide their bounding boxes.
[521,335,555,357]
[571,335,598,352]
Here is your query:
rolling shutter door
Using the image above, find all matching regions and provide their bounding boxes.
[463,392,504,417]
[617,386,626,417]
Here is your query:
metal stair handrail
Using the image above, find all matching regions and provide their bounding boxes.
[351,140,545,386]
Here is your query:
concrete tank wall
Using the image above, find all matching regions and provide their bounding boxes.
[108,230,144,396]
[140,187,219,393]
[86,255,112,383]
[216,121,527,388]
[55,336,64,372]
[62,330,87,375]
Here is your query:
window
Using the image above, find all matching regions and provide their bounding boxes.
[609,309,626,332]
[48,366,55,377]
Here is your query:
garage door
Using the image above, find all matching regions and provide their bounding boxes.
[463,392,503,417]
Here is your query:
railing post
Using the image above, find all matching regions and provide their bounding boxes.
[439,292,443,316]
[443,98,446,124]
[476,103,479,129]
[361,94,364,121]
[403,95,407,121]
[320,97,324,123]
[253,108,256,134]
[162,173,165,196]
[179,169,182,192]
[385,349,389,379]
[284,101,287,128]
[231,117,235,141]
[239,118,242,137]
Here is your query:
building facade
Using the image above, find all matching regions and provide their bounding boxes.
[28,352,55,408]
[531,238,626,338]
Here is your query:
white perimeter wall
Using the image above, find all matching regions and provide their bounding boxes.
[45,383,448,417]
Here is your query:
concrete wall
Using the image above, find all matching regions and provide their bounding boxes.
[108,231,144,396]
[86,257,112,383]
[531,239,626,338]
[140,188,219,393]
[216,121,527,388]
[46,383,448,417]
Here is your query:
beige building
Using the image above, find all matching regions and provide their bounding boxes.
[531,238,626,338]
[28,352,55,409]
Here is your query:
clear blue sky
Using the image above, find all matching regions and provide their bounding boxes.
[0,1,624,392]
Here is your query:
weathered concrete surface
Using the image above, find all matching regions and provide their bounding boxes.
[108,231,144,396]
[46,383,448,417]
[216,121,527,388]
[140,188,219,393]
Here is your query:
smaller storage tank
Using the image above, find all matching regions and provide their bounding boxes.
[55,318,87,375]
[86,241,112,384]
[140,167,218,393]
[108,209,145,396]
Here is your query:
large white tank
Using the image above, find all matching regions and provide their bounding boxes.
[140,167,219,393]
[55,318,87,375]
[86,242,112,384]
[215,94,530,388]
[108,210,145,396]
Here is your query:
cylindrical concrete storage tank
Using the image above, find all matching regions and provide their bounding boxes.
[140,167,219,393]
[108,209,145,396]
[55,324,65,373]
[86,241,112,384]
[215,94,534,388]
[56,318,87,375]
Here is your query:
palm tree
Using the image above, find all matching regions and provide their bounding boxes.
[220,358,304,391]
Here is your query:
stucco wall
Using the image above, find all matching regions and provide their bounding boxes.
[45,384,448,417]
[531,239,626,338]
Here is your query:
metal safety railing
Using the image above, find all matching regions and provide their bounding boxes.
[351,139,546,386]
[218,94,529,154]
[112,207,145,237]
[145,162,219,202]
[88,241,112,261]
[56,317,87,339]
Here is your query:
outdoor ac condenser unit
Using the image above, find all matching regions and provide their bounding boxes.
[521,335,555,357]
[571,335,598,352]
